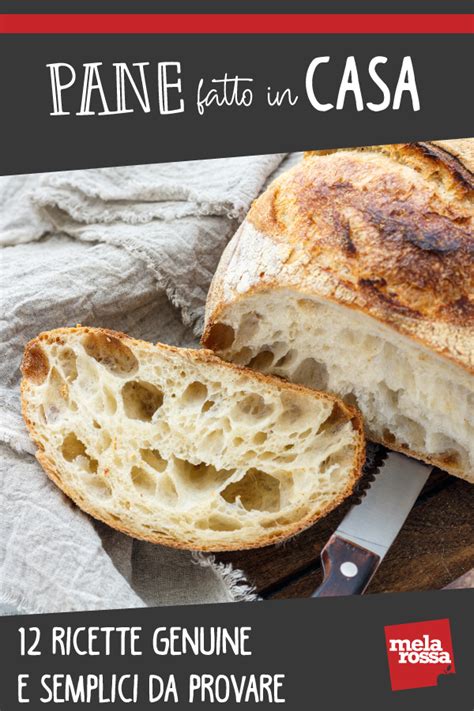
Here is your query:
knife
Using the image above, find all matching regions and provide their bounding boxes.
[312,451,432,597]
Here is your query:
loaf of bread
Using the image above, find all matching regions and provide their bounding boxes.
[203,140,474,482]
[21,327,364,550]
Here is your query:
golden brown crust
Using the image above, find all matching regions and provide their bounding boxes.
[368,433,467,482]
[305,139,474,197]
[238,142,473,372]
[430,139,474,177]
[21,326,366,552]
[22,342,50,384]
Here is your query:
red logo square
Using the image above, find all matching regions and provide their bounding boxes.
[384,618,455,691]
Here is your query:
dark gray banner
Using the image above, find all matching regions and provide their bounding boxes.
[0,590,472,710]
[0,34,471,175]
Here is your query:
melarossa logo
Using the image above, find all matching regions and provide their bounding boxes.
[388,635,451,665]
[384,619,455,691]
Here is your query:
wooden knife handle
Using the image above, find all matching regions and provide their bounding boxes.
[312,535,381,597]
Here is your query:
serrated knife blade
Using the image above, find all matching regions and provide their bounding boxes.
[312,452,432,597]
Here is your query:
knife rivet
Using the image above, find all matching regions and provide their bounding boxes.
[340,562,358,578]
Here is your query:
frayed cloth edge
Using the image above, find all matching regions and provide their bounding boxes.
[192,552,260,603]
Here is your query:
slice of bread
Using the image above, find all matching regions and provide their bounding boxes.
[21,327,365,551]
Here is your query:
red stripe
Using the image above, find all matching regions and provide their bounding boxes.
[0,13,472,34]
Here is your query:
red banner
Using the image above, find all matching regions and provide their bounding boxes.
[0,13,472,34]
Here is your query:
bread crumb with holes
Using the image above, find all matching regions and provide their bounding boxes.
[21,326,365,551]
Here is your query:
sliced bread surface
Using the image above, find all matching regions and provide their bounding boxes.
[204,287,474,481]
[21,327,365,551]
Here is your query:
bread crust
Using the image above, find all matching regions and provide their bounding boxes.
[21,326,365,551]
[207,141,474,372]
[203,141,474,479]
[305,140,474,198]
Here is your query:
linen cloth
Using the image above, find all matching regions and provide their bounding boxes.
[0,154,287,614]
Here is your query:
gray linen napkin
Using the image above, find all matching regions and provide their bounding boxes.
[0,154,286,614]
